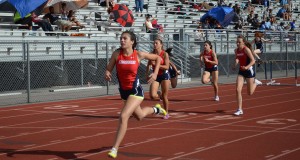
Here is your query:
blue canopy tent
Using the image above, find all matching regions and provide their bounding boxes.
[200,6,237,27]
[4,0,47,18]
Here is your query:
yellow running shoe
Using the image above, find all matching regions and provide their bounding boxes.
[155,104,167,116]
[108,148,117,159]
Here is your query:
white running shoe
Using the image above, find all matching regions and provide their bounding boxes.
[255,79,262,85]
[214,96,220,101]
[108,148,117,158]
[234,109,243,116]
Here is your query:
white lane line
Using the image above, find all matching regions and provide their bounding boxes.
[23,144,36,148]
[195,147,205,150]
[50,140,61,143]
[167,123,300,160]
[266,147,300,160]
[265,155,274,158]
[174,152,185,155]
[124,142,135,146]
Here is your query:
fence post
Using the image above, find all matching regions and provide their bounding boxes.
[106,41,109,95]
[26,42,30,103]
[286,41,288,77]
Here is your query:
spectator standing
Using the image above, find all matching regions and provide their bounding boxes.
[135,0,144,17]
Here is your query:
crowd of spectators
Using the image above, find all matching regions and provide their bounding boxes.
[193,0,298,33]
[14,2,85,36]
[11,0,299,37]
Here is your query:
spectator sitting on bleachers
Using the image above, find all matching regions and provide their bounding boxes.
[61,2,68,20]
[145,14,158,33]
[265,17,271,30]
[289,19,296,31]
[247,10,255,25]
[43,6,73,33]
[276,6,287,19]
[284,5,292,21]
[234,20,243,30]
[67,10,85,29]
[251,14,260,29]
[98,0,115,8]
[267,8,273,19]
[280,0,288,6]
[270,16,277,30]
[277,22,286,31]
[259,21,266,31]
[31,12,54,36]
[202,1,214,10]
[194,25,205,48]
[202,18,212,29]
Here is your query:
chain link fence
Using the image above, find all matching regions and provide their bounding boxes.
[0,30,299,106]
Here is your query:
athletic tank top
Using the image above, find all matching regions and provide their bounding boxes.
[116,49,140,90]
[151,50,165,75]
[203,49,214,68]
[235,46,250,67]
[255,39,263,50]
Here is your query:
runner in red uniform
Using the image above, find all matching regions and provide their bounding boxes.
[146,39,171,119]
[232,35,260,116]
[105,31,167,159]
[199,40,219,101]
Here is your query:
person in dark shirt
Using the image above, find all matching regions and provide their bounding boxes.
[43,6,73,33]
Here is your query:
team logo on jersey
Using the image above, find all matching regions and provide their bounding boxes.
[119,60,136,64]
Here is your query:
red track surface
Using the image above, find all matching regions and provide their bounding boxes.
[0,83,299,160]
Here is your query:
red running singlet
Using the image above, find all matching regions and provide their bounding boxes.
[235,46,250,67]
[203,49,214,68]
[116,49,140,90]
[151,50,165,75]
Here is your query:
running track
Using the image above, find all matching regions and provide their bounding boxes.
[0,83,299,160]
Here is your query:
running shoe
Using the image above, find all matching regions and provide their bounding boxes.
[108,148,117,159]
[255,79,262,85]
[214,96,220,101]
[155,104,167,116]
[163,114,170,119]
[234,109,243,116]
